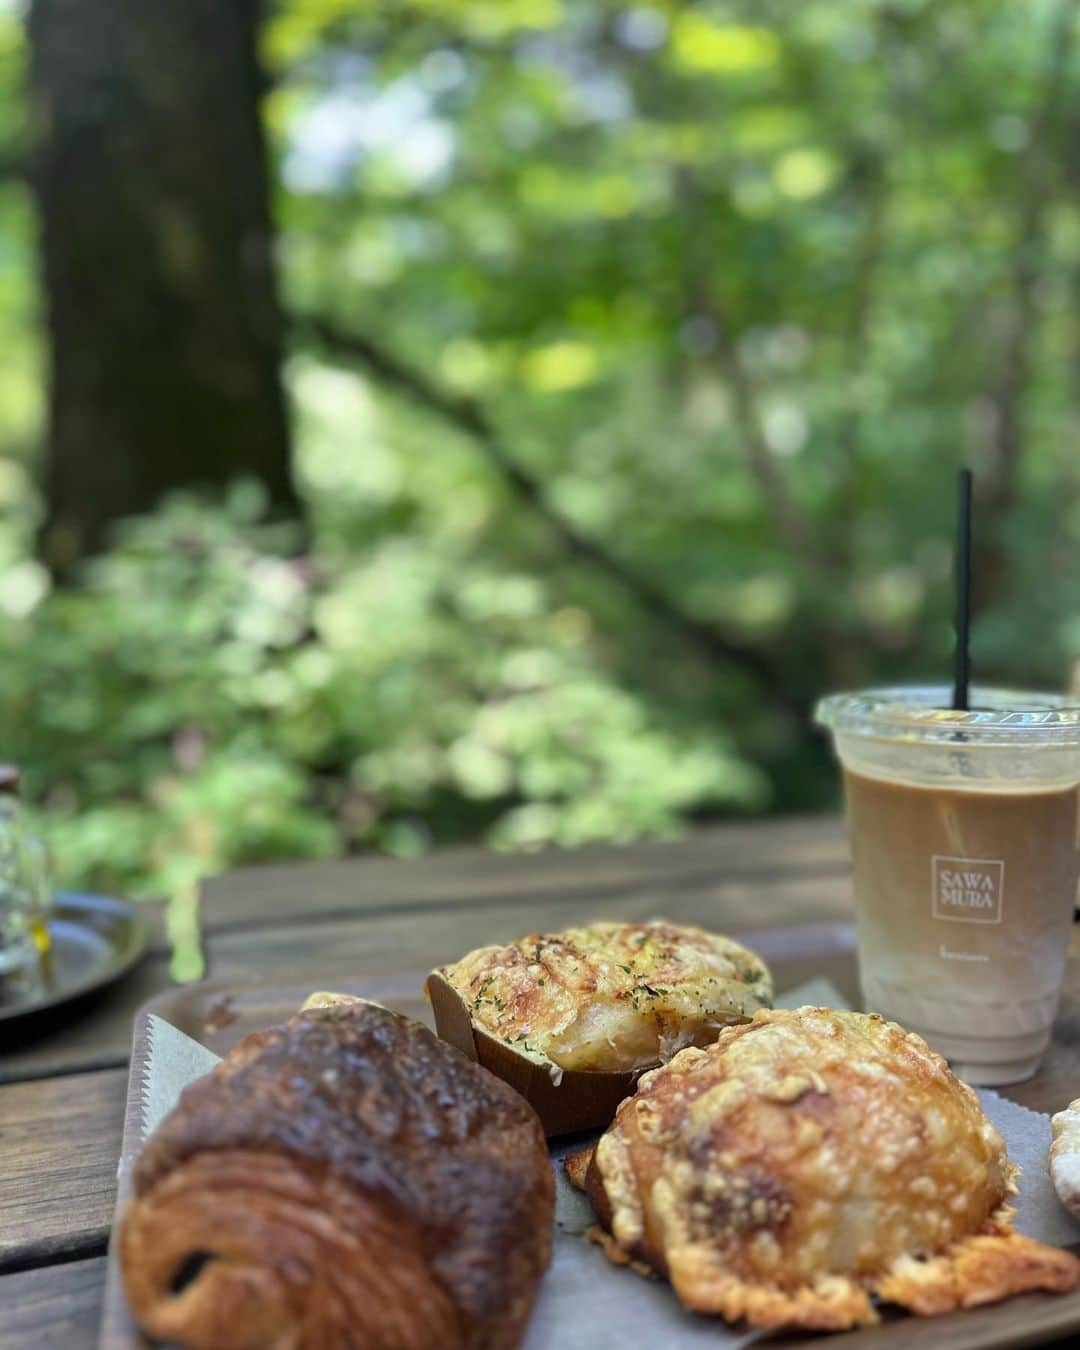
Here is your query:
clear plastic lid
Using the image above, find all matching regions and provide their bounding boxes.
[815,685,1080,748]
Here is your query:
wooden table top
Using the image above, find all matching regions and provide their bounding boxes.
[2,814,1077,1348]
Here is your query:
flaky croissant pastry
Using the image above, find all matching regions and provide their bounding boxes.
[121,998,553,1350]
[569,1007,1078,1332]
[437,918,772,1074]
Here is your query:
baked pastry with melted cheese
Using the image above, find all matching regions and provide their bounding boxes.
[437,919,772,1075]
[569,1007,1078,1331]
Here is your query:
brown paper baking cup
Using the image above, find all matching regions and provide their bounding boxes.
[425,972,649,1136]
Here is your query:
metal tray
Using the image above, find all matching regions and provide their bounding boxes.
[0,892,148,1028]
[101,923,1080,1349]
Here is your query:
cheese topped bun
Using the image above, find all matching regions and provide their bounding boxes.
[570,1008,1079,1330]
[437,919,772,1075]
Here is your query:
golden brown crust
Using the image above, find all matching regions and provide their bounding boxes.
[122,1001,553,1350]
[578,1007,1079,1331]
[122,1149,461,1349]
[438,919,772,1074]
[563,1145,593,1193]
[876,1229,1079,1316]
[584,1225,657,1280]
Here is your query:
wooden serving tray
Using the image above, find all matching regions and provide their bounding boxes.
[101,923,1080,1350]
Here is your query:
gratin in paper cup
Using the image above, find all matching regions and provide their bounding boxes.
[425,972,648,1136]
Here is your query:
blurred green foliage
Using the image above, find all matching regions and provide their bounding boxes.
[0,0,1077,908]
[2,483,765,902]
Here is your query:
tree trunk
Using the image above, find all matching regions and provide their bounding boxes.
[28,0,296,570]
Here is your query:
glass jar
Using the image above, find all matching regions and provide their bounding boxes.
[0,764,51,978]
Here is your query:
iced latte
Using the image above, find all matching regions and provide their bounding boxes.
[817,687,1080,1085]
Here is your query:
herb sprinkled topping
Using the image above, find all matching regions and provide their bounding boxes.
[471,975,496,1009]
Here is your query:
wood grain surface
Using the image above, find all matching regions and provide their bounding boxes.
[198,816,850,932]
[0,1069,125,1270]
[0,1257,107,1350]
[3,817,852,1081]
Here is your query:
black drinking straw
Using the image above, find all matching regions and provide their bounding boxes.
[952,468,973,711]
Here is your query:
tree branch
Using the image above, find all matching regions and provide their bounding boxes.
[671,164,823,569]
[712,301,820,563]
[986,0,1076,511]
[0,149,26,182]
[825,154,888,572]
[294,312,802,705]
[975,0,1076,608]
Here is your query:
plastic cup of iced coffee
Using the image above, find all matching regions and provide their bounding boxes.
[816,685,1080,1085]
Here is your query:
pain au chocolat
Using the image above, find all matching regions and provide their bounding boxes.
[569,1006,1078,1332]
[120,996,553,1350]
[428,919,773,1135]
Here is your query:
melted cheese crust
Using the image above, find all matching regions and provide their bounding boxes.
[439,920,773,1072]
[586,1007,1078,1330]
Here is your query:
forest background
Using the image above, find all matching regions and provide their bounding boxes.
[0,1,1076,952]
